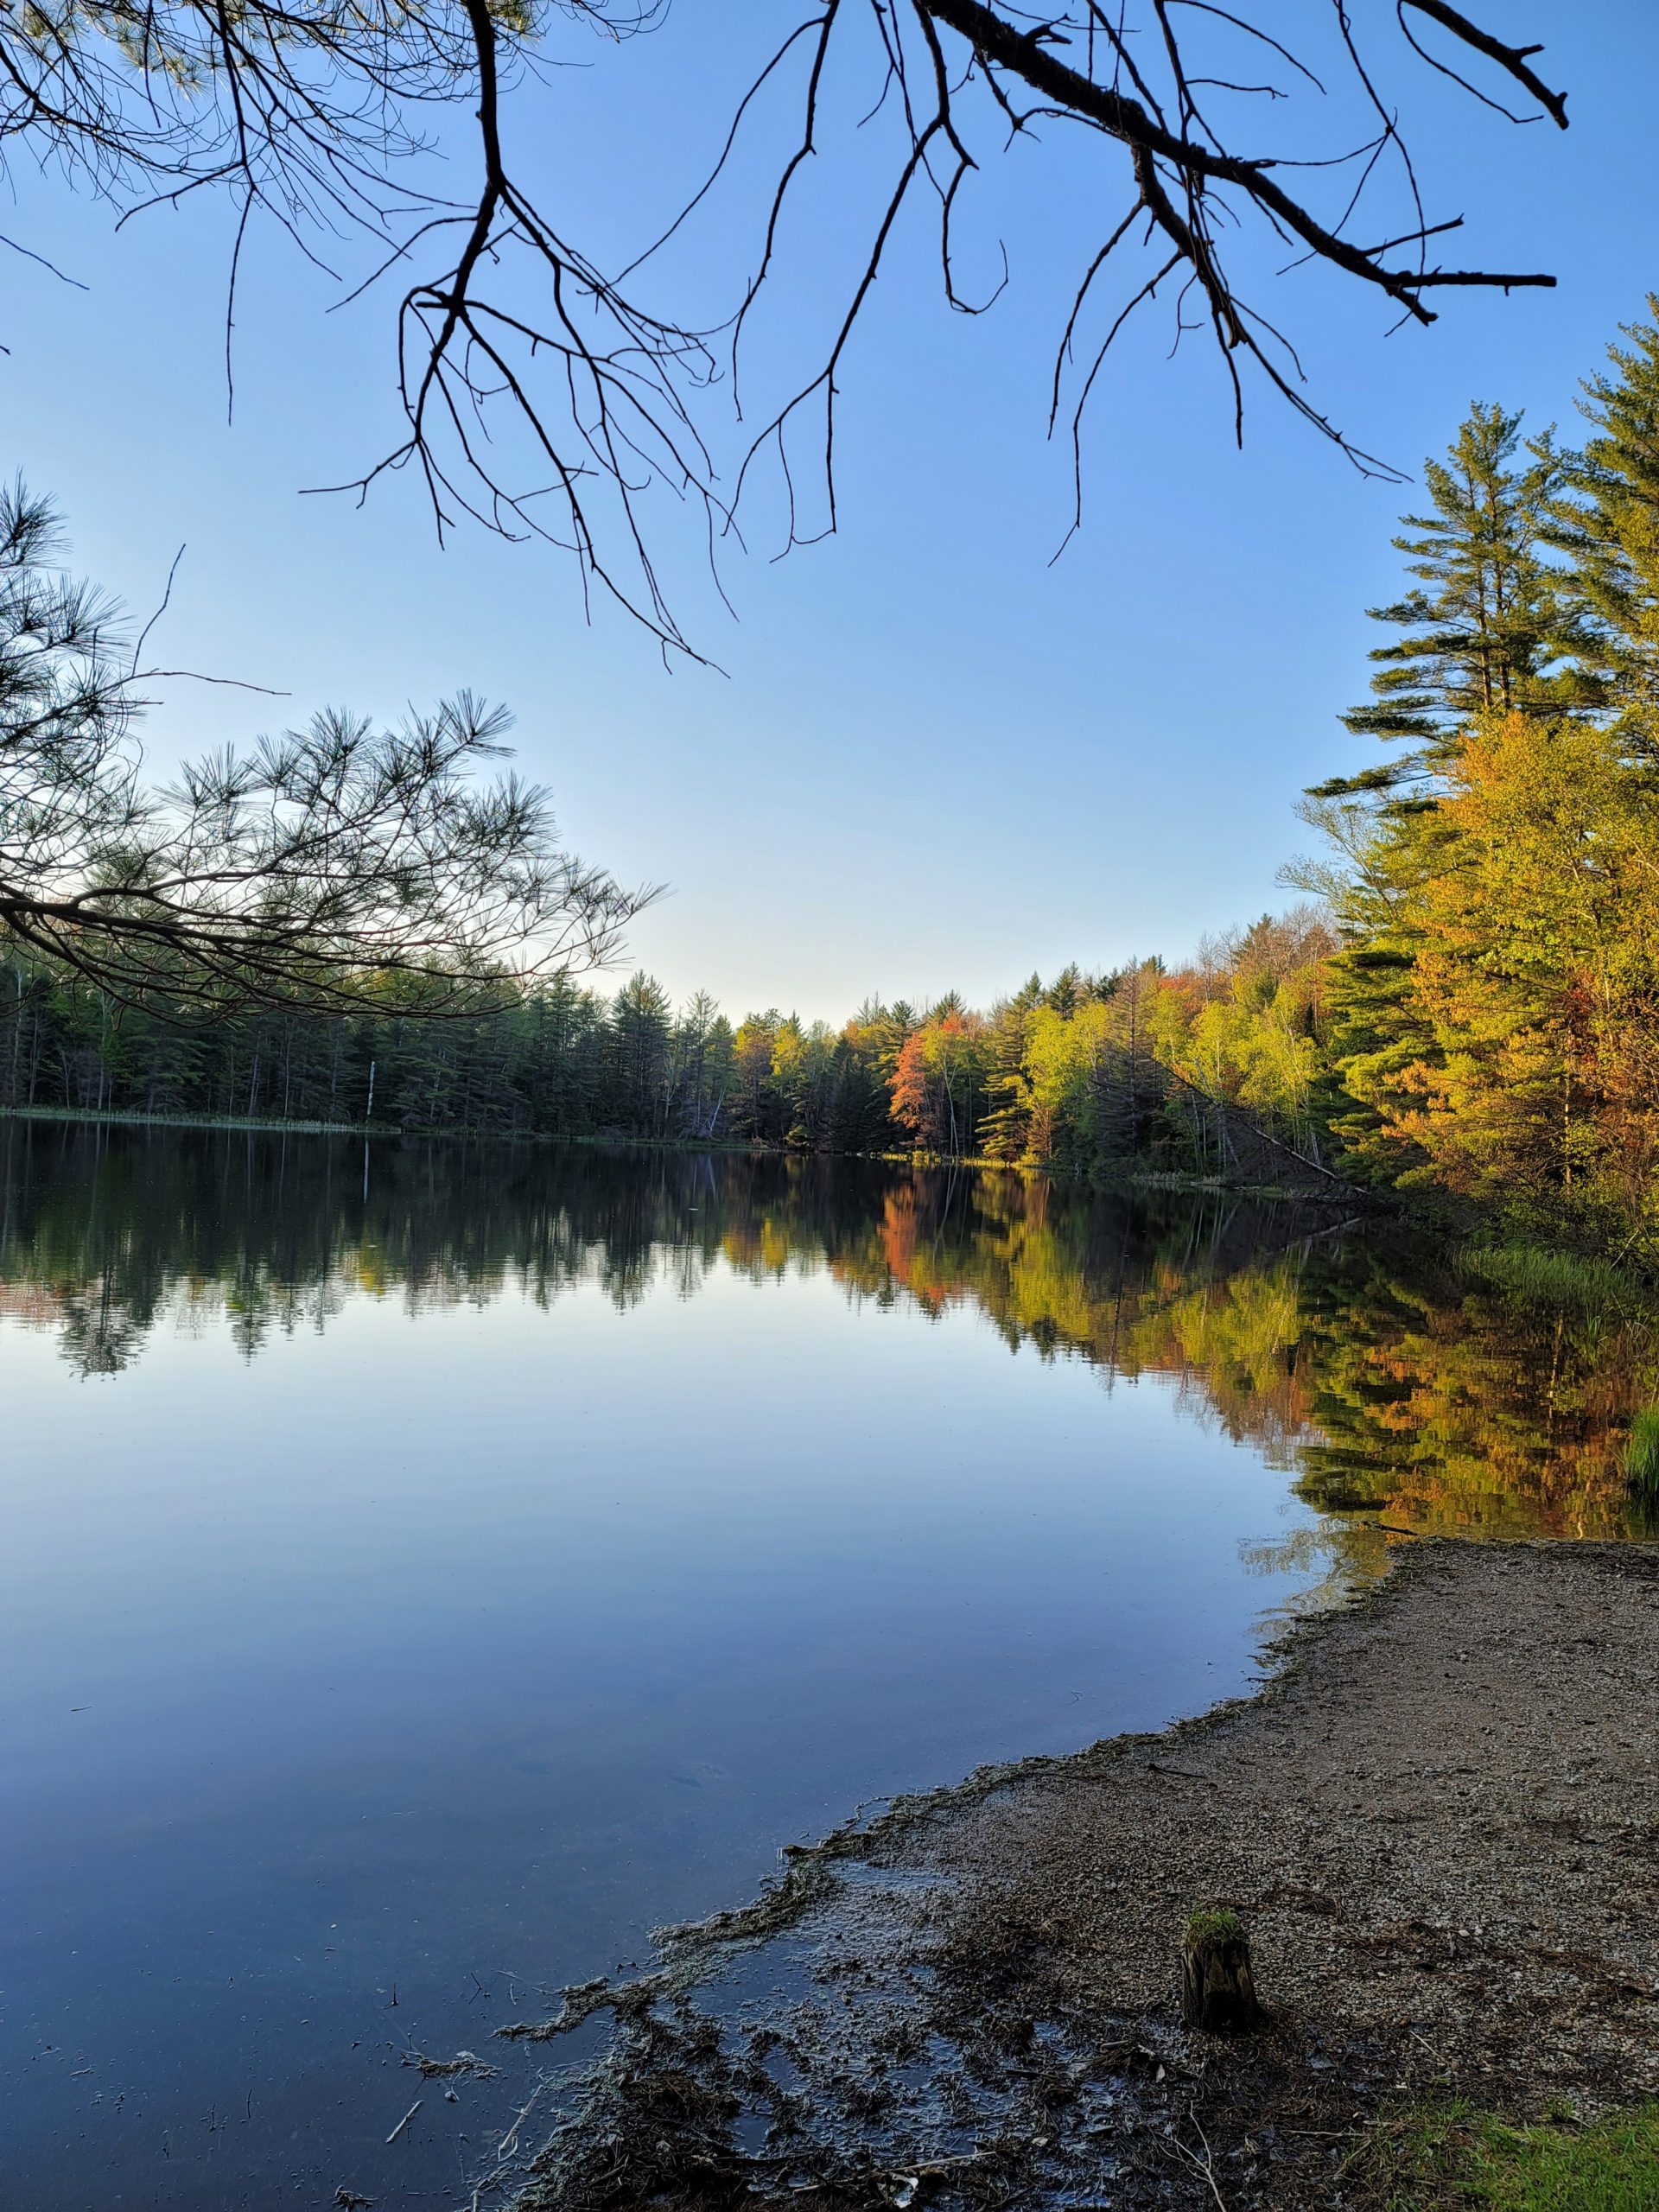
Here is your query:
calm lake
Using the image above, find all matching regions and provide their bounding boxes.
[2,1126,1649,2209]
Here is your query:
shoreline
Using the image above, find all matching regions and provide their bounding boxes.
[502,1541,1659,2211]
[0,1105,1365,1202]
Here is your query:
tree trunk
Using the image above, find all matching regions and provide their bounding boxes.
[1181,1920,1262,2033]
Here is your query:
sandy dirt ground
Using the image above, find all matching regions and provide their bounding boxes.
[912,1539,1659,2202]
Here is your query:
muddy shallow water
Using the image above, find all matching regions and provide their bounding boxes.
[1,1127,1648,2207]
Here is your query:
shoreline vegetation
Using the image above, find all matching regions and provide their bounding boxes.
[488,1541,1659,2212]
[0,1098,1365,1199]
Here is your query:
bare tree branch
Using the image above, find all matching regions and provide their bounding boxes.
[0,0,1573,648]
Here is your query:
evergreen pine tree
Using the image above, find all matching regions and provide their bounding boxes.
[1046,964,1083,1018]
[607,972,674,1133]
[1551,303,1659,760]
[1320,402,1580,802]
[979,976,1045,1161]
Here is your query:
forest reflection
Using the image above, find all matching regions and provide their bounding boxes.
[3,1122,1653,1543]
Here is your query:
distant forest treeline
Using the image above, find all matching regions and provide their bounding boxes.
[10,304,1659,1248]
[0,924,1335,1185]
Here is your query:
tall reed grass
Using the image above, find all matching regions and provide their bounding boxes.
[1625,1409,1659,1503]
[1464,1239,1637,1316]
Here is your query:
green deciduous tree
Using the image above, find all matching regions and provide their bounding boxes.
[1376,713,1659,1228]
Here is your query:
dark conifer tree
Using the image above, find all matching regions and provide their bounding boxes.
[979,976,1044,1162]
[1046,964,1083,1018]
[607,973,674,1133]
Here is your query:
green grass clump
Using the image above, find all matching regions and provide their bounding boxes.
[1368,2103,1659,2209]
[1182,1907,1247,1950]
[1625,1409,1659,1500]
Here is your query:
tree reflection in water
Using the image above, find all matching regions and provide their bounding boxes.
[3,1120,1653,1541]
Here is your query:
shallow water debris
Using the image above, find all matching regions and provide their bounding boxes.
[403,2047,500,2079]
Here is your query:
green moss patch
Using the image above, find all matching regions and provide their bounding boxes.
[1182,1906,1249,1950]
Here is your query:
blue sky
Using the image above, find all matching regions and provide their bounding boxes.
[7,2,1656,1020]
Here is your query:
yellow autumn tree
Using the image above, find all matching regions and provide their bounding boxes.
[1391,712,1659,1229]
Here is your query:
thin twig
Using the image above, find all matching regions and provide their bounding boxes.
[385,2099,423,2144]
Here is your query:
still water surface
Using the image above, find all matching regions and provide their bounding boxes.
[1,1128,1648,2208]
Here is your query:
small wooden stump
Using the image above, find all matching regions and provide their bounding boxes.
[1180,1909,1262,2033]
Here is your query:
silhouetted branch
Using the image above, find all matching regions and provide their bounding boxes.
[0,0,1573,647]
